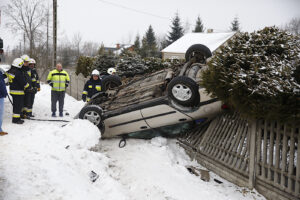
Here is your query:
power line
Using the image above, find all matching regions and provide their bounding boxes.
[96,0,170,21]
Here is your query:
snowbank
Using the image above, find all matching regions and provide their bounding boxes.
[0,84,265,200]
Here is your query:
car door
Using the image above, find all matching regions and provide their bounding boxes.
[141,104,192,129]
[102,110,150,138]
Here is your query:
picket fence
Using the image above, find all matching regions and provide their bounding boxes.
[179,112,300,200]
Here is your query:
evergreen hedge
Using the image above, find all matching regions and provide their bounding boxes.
[201,27,300,122]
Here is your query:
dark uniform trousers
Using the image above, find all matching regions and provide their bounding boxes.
[12,95,24,123]
[24,91,35,116]
[51,91,65,113]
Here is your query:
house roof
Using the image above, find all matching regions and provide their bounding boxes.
[161,32,236,54]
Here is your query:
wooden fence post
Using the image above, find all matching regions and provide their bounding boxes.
[248,119,257,189]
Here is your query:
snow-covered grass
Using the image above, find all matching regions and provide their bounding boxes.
[0,84,265,200]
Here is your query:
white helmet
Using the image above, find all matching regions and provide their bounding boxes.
[107,67,116,75]
[91,69,100,76]
[29,58,36,64]
[21,54,30,62]
[12,58,24,68]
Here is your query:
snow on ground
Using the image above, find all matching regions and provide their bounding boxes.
[0,84,265,200]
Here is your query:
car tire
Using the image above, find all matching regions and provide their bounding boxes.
[79,105,104,131]
[185,44,212,62]
[102,75,122,91]
[167,76,200,107]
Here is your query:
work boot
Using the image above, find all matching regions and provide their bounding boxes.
[52,112,56,117]
[59,112,63,117]
[0,131,8,136]
[12,119,24,124]
[28,112,35,117]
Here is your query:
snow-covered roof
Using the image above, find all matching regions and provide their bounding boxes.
[161,32,236,53]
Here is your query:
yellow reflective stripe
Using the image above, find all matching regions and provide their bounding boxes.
[13,114,20,118]
[82,91,88,95]
[87,98,91,102]
[88,85,92,88]
[52,80,67,83]
[37,81,40,83]
[24,83,29,89]
[26,109,32,112]
[27,71,31,76]
[10,90,25,95]
[95,86,101,91]
[7,73,15,83]
[32,78,37,81]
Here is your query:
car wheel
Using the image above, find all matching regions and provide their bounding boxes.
[167,76,200,107]
[185,44,212,62]
[79,105,104,131]
[102,75,122,91]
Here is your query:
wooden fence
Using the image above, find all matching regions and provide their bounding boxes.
[179,112,299,200]
[38,69,88,101]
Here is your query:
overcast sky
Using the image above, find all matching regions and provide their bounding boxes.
[0,0,300,49]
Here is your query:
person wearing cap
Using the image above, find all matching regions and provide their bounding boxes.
[82,69,102,102]
[7,58,30,124]
[0,64,8,135]
[47,63,70,117]
[21,54,35,118]
[27,58,40,117]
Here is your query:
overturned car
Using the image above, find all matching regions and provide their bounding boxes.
[78,44,225,139]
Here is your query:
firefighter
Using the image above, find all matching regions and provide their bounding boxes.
[82,69,102,102]
[47,63,70,117]
[21,54,34,118]
[7,58,30,124]
[27,58,40,117]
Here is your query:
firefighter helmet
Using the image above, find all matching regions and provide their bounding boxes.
[91,69,100,76]
[12,58,24,68]
[107,67,116,75]
[21,54,30,62]
[29,58,36,64]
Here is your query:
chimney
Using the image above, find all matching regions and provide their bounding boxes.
[116,43,120,49]
[207,29,214,33]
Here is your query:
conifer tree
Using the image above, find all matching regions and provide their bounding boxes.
[193,16,204,32]
[140,25,158,58]
[98,43,105,55]
[133,34,141,54]
[230,16,240,31]
[167,12,184,45]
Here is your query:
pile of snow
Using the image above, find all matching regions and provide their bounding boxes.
[0,84,265,200]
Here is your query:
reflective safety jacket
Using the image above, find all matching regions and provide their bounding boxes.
[47,69,70,91]
[31,68,40,89]
[22,66,33,89]
[82,78,102,102]
[7,67,29,95]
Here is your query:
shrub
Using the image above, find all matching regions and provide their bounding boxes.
[202,26,300,122]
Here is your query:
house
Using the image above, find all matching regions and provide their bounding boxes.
[104,44,134,55]
[161,31,236,60]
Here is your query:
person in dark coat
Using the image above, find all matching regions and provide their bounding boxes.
[21,55,34,118]
[82,69,102,102]
[7,58,30,124]
[27,58,40,117]
[0,68,8,135]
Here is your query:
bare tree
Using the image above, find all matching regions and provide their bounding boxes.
[72,32,82,59]
[82,41,99,56]
[5,0,47,57]
[285,17,300,35]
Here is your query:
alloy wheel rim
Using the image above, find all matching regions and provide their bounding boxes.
[172,84,192,101]
[83,111,101,125]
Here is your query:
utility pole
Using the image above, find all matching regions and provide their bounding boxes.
[53,0,57,67]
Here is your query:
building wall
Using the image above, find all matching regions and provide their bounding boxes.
[162,52,185,60]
